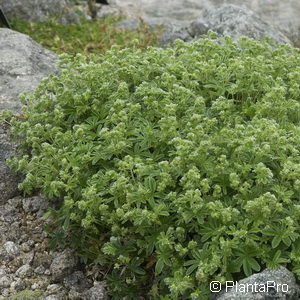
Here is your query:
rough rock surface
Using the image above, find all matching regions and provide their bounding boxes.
[0,123,21,205]
[111,0,298,46]
[0,194,108,299]
[214,267,300,299]
[159,4,291,46]
[50,250,78,282]
[159,19,209,46]
[0,0,81,24]
[104,0,300,34]
[0,29,57,114]
[203,4,292,45]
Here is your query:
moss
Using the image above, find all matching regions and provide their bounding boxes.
[9,16,162,56]
[6,289,44,300]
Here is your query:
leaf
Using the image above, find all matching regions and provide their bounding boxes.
[92,156,100,165]
[242,259,252,277]
[186,264,198,276]
[273,250,281,262]
[145,176,156,193]
[227,260,242,273]
[97,123,103,134]
[282,236,291,247]
[293,264,300,277]
[146,242,155,256]
[155,258,164,274]
[248,257,261,272]
[134,267,146,275]
[272,236,282,248]
[63,214,70,231]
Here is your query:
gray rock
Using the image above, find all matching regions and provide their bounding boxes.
[45,295,65,300]
[159,23,193,46]
[0,124,21,205]
[31,282,40,290]
[203,4,292,45]
[20,240,35,253]
[0,275,13,289]
[109,0,300,34]
[93,0,300,48]
[34,265,46,275]
[63,271,88,289]
[214,267,300,299]
[188,19,209,37]
[22,197,41,213]
[0,216,23,244]
[22,195,49,215]
[159,4,292,46]
[16,264,32,278]
[81,281,108,300]
[20,251,35,265]
[3,241,20,257]
[159,19,209,46]
[111,0,207,21]
[0,267,6,276]
[32,252,52,269]
[10,278,26,291]
[47,283,63,294]
[0,29,57,114]
[31,279,49,290]
[0,0,81,24]
[0,204,18,225]
[0,177,105,299]
[68,289,83,300]
[50,249,79,282]
[7,197,23,209]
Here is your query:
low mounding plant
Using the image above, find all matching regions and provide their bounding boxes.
[7,32,300,299]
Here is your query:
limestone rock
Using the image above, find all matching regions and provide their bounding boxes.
[0,275,13,289]
[81,281,108,300]
[63,271,88,289]
[22,195,50,216]
[45,295,65,300]
[3,241,20,257]
[214,267,300,299]
[0,0,81,24]
[203,4,292,45]
[10,278,26,292]
[0,193,109,300]
[50,249,79,282]
[159,20,208,46]
[188,19,209,38]
[16,264,32,278]
[159,4,291,46]
[159,23,194,46]
[0,29,57,114]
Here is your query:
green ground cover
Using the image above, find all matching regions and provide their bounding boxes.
[5,289,43,300]
[5,33,300,298]
[9,16,161,55]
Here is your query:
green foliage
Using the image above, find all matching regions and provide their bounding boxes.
[6,290,43,300]
[7,33,300,298]
[9,16,161,55]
